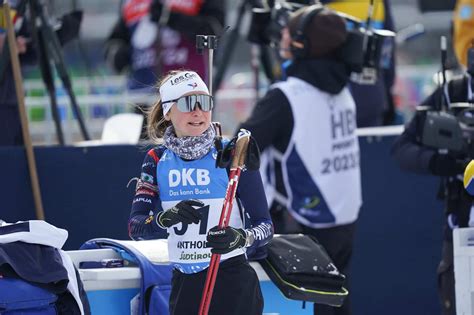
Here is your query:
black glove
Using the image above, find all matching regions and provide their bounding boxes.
[429,153,467,176]
[206,226,248,254]
[215,135,260,170]
[156,200,204,228]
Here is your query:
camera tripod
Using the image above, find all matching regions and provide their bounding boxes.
[0,0,90,145]
[212,0,279,93]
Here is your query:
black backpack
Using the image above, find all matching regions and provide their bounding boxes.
[259,234,348,307]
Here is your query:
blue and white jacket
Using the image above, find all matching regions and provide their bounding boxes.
[128,143,274,274]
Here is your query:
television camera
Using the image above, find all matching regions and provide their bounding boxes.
[419,37,474,157]
[247,0,395,84]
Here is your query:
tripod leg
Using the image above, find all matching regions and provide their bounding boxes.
[259,44,278,83]
[34,1,90,141]
[212,0,248,92]
[250,45,260,102]
[28,2,65,145]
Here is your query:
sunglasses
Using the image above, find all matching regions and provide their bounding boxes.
[162,94,214,113]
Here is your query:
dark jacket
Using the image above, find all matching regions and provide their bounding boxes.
[108,0,225,45]
[322,0,397,127]
[105,0,225,88]
[0,242,90,314]
[0,5,36,146]
[391,75,474,229]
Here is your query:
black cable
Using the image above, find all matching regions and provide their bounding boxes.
[212,0,249,92]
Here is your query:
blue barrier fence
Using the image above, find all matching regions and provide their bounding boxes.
[0,135,444,315]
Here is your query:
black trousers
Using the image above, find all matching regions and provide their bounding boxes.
[438,240,455,315]
[299,222,356,315]
[169,255,264,315]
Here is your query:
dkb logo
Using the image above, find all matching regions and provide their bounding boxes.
[169,168,210,187]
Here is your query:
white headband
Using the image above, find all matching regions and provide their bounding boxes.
[159,71,210,116]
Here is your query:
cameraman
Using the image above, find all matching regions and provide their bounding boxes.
[391,15,474,315]
[323,0,397,126]
[239,5,361,315]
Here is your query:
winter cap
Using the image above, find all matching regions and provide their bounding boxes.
[288,5,348,58]
[159,71,209,116]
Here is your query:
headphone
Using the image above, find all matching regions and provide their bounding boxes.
[290,4,325,59]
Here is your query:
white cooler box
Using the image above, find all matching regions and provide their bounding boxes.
[67,240,312,315]
[454,227,474,314]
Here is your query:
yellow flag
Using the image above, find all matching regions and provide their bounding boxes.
[453,0,474,67]
[0,6,17,30]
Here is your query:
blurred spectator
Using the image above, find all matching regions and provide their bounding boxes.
[0,2,81,146]
[239,5,362,315]
[105,0,225,136]
[0,2,34,146]
[323,0,397,126]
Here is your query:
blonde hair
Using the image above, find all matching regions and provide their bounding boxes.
[146,70,182,144]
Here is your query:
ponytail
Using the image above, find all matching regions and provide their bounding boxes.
[146,70,183,144]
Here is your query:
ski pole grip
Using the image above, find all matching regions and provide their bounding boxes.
[231,129,251,169]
